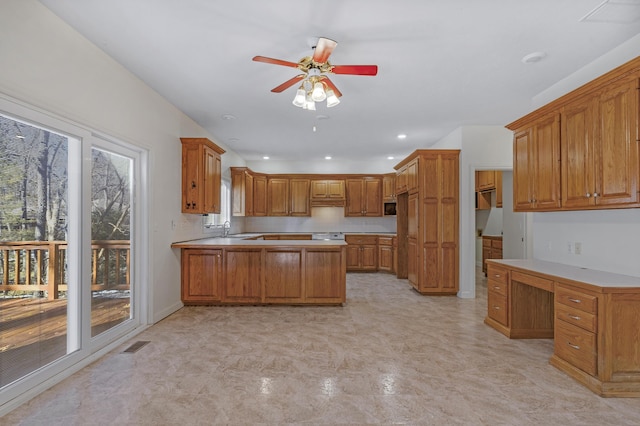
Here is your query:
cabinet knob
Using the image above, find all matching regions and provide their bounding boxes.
[585,192,591,198]
[593,192,599,197]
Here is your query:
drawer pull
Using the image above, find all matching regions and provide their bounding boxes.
[567,314,581,321]
[494,274,501,278]
[493,286,501,290]
[568,298,582,304]
[493,306,501,310]
[567,342,580,350]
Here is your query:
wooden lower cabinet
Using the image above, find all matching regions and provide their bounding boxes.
[486,259,640,397]
[482,236,502,274]
[377,236,395,273]
[345,235,378,271]
[179,245,346,305]
[181,249,222,304]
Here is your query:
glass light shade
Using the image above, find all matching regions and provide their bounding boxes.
[292,88,306,107]
[325,90,340,108]
[311,82,326,102]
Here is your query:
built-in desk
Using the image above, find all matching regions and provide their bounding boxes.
[485,259,640,397]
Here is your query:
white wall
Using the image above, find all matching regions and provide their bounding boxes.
[0,0,246,323]
[431,126,514,298]
[245,158,399,174]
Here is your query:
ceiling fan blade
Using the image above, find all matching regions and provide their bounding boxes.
[332,65,378,76]
[253,56,299,68]
[271,74,305,93]
[312,37,337,64]
[322,77,342,98]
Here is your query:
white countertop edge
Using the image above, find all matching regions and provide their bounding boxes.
[489,259,640,288]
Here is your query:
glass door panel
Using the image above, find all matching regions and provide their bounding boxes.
[0,114,69,387]
[90,148,133,337]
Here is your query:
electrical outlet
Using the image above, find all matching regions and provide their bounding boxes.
[574,242,582,255]
[567,242,572,254]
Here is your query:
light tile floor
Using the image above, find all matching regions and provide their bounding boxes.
[4,271,640,425]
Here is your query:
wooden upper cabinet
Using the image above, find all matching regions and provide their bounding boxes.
[345,177,382,217]
[561,78,639,209]
[495,171,503,208]
[383,173,396,202]
[253,175,267,216]
[267,177,310,216]
[476,171,496,191]
[593,78,638,207]
[512,113,561,212]
[310,179,345,206]
[181,137,225,214]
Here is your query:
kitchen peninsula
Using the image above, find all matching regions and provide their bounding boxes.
[172,236,346,305]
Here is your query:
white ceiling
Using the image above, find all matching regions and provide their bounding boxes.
[39,0,640,164]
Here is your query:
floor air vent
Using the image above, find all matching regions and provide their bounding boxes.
[122,341,150,353]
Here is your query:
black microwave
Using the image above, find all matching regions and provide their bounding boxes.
[384,202,396,216]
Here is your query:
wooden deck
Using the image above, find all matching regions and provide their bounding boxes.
[0,296,130,387]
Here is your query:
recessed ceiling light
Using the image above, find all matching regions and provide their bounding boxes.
[397,134,407,140]
[221,114,236,120]
[263,156,269,160]
[325,156,332,160]
[15,135,25,139]
[387,156,395,160]
[521,52,547,64]
[316,115,330,120]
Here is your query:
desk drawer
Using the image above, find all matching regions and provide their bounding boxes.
[556,285,597,314]
[555,320,597,376]
[345,235,378,245]
[378,236,393,246]
[488,291,508,326]
[511,271,553,292]
[555,303,597,333]
[486,264,508,285]
[488,278,507,297]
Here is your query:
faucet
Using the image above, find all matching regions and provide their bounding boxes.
[223,220,231,237]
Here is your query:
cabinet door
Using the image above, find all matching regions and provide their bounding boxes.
[182,249,222,303]
[305,249,345,302]
[363,177,382,216]
[231,169,247,216]
[383,174,396,202]
[253,175,267,216]
[346,245,361,270]
[595,78,639,207]
[361,245,378,270]
[513,128,533,211]
[532,113,561,210]
[224,249,262,302]
[345,179,364,216]
[264,249,302,302]
[477,171,495,191]
[267,178,289,216]
[311,180,329,198]
[561,96,596,208]
[289,179,310,216]
[182,143,201,212]
[407,192,419,288]
[203,145,221,213]
[396,165,408,194]
[406,159,419,193]
[378,245,393,272]
[327,180,345,198]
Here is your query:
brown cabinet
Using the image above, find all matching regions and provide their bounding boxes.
[485,259,640,397]
[345,234,378,271]
[176,244,346,305]
[395,150,460,295]
[181,137,225,214]
[310,179,345,206]
[267,177,310,216]
[495,171,503,208]
[180,249,222,303]
[231,168,267,217]
[508,57,640,212]
[395,158,418,195]
[382,173,396,202]
[345,177,382,217]
[512,113,562,211]
[377,236,395,273]
[482,236,502,274]
[561,78,639,209]
[476,171,496,191]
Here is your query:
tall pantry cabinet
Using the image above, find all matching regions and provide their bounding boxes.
[395,150,460,295]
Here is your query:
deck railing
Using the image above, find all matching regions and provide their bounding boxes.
[0,240,130,300]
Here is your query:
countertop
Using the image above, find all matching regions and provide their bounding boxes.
[171,237,347,249]
[488,258,640,289]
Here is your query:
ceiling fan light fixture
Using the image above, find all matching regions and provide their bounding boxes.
[325,90,340,108]
[292,88,306,107]
[311,82,326,102]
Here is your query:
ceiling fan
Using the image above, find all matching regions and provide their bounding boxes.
[252,37,378,109]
